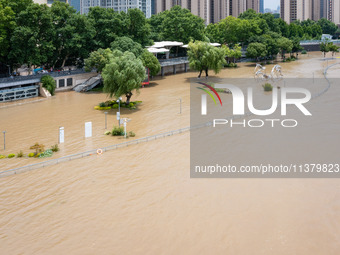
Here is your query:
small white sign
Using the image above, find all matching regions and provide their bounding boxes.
[85,122,92,138]
[59,127,64,144]
[116,112,120,120]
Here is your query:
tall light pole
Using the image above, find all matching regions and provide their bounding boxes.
[179,98,182,114]
[3,131,6,151]
[116,97,122,127]
[6,65,11,77]
[104,112,108,129]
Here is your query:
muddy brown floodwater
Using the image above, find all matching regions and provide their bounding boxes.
[0,53,340,254]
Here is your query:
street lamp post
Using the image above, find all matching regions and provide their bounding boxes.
[3,131,6,151]
[116,97,122,127]
[104,112,108,129]
[179,98,182,114]
[6,65,11,77]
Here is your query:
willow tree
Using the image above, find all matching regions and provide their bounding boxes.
[139,49,161,76]
[84,48,112,73]
[188,41,226,78]
[102,50,145,104]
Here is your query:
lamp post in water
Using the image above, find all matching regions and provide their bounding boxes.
[3,131,6,150]
[179,98,182,114]
[104,112,108,129]
[116,97,122,127]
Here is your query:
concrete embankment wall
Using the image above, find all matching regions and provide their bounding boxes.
[54,72,97,92]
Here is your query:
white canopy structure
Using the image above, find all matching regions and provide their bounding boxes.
[181,43,221,48]
[147,48,170,54]
[147,41,184,59]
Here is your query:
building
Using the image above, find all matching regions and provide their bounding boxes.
[280,0,312,23]
[259,0,264,13]
[153,0,260,25]
[80,0,152,18]
[326,0,340,25]
[33,0,68,5]
[280,0,340,25]
[69,0,81,12]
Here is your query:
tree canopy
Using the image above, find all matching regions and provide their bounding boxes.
[188,41,226,78]
[102,50,145,104]
[111,36,144,57]
[149,6,205,44]
[139,49,161,76]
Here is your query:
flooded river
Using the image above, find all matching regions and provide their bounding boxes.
[0,53,340,254]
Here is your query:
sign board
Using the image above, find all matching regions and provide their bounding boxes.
[59,127,64,144]
[85,122,92,138]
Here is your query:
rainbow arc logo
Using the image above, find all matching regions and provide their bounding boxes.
[196,82,223,107]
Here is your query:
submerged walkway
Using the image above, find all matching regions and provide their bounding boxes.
[1,63,339,177]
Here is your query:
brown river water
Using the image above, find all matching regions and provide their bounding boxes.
[0,53,340,254]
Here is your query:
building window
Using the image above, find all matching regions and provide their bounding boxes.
[67,78,73,86]
[59,79,65,88]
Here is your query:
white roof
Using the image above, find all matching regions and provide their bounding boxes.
[182,43,221,48]
[147,47,170,53]
[150,41,184,48]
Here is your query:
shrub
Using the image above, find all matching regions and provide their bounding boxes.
[112,104,119,109]
[17,151,24,158]
[41,75,56,96]
[129,131,136,137]
[30,143,45,154]
[112,126,125,136]
[0,155,6,159]
[35,153,41,158]
[94,106,111,110]
[28,153,35,157]
[225,63,237,68]
[301,50,307,54]
[263,83,273,92]
[51,144,59,152]
[7,154,15,158]
[104,131,111,135]
[99,102,106,107]
[39,149,53,158]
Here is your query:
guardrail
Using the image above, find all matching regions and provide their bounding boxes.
[0,126,192,178]
[0,69,88,84]
[300,40,340,45]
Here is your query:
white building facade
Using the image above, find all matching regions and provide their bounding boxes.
[80,0,151,18]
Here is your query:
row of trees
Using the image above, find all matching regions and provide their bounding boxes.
[320,41,340,58]
[1,1,339,72]
[0,0,152,72]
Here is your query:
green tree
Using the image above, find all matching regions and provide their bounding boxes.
[320,41,331,58]
[9,3,55,73]
[238,9,258,20]
[223,44,242,63]
[263,32,281,59]
[126,8,151,46]
[327,43,339,58]
[188,41,226,78]
[102,50,145,105]
[50,1,95,67]
[277,37,293,60]
[88,7,128,49]
[0,2,15,61]
[160,6,205,44]
[148,11,167,42]
[41,75,56,96]
[110,36,143,57]
[0,0,33,16]
[85,48,112,73]
[246,42,267,61]
[317,18,338,35]
[291,37,303,58]
[139,49,161,76]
